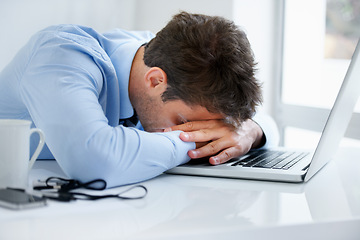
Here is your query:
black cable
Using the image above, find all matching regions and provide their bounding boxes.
[34,177,148,202]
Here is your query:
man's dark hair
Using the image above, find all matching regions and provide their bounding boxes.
[143,11,262,126]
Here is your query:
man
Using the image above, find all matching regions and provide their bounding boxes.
[0,12,278,188]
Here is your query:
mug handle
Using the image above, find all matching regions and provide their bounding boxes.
[28,128,45,170]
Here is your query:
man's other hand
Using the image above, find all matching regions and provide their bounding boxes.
[165,119,265,165]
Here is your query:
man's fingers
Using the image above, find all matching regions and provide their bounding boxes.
[180,131,208,142]
[188,137,232,159]
[170,118,260,165]
[188,137,252,165]
[209,147,240,165]
[179,126,228,142]
[165,120,221,132]
[209,143,251,165]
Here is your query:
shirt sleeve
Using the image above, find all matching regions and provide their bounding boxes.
[19,27,194,188]
[252,111,280,148]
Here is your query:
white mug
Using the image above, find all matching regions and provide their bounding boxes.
[0,119,45,189]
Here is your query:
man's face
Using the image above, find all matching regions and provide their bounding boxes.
[134,91,223,132]
[128,52,223,131]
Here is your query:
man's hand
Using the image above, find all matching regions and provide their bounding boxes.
[165,119,265,165]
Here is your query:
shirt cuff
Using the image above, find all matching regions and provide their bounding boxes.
[252,112,280,148]
[157,130,195,166]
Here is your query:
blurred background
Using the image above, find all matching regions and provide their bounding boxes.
[0,0,359,148]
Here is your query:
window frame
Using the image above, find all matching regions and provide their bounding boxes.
[274,0,360,146]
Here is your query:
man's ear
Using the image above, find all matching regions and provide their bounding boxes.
[144,67,168,91]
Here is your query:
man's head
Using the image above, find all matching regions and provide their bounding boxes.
[143,11,262,127]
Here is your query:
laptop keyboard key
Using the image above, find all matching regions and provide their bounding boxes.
[272,152,304,169]
[282,152,309,170]
[259,155,291,168]
[252,152,286,168]
[243,152,278,167]
[230,150,308,171]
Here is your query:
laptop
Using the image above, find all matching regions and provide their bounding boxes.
[166,39,360,183]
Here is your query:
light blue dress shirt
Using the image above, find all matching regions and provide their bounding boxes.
[0,25,278,188]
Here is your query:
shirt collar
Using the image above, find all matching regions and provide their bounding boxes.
[109,40,147,119]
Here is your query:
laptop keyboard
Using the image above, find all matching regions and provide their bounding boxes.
[230,150,309,170]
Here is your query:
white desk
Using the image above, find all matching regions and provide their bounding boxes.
[1,147,359,240]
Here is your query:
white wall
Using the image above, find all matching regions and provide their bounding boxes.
[0,0,137,71]
[233,0,280,116]
[132,0,233,33]
[0,0,278,117]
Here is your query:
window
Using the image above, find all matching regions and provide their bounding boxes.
[276,0,360,148]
